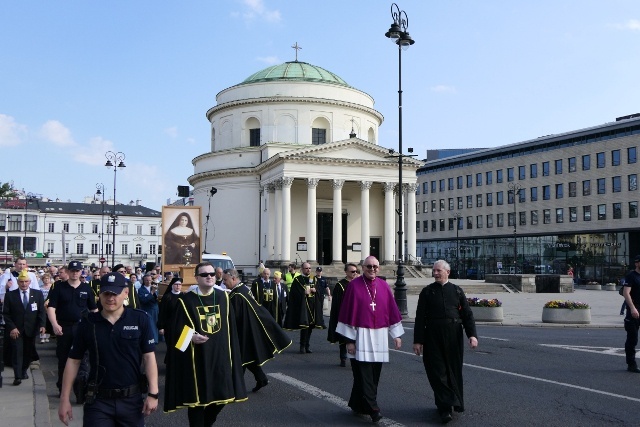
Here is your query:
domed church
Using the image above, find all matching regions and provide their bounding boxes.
[188,59,421,274]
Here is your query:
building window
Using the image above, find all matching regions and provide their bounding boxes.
[497,191,503,205]
[150,244,157,255]
[568,157,576,172]
[519,190,526,203]
[474,173,481,186]
[582,154,590,170]
[457,197,463,209]
[439,179,445,192]
[597,178,606,194]
[583,180,591,196]
[416,221,421,233]
[106,223,112,234]
[121,244,128,255]
[448,178,454,190]
[416,203,420,214]
[456,216,463,230]
[466,196,472,208]
[497,213,504,227]
[556,208,563,223]
[91,243,99,255]
[8,214,21,231]
[423,182,428,194]
[555,159,562,175]
[508,190,514,204]
[431,200,436,212]
[439,199,445,211]
[508,212,515,227]
[487,214,493,228]
[466,216,473,229]
[249,128,260,147]
[496,169,503,183]
[530,164,537,178]
[150,226,157,236]
[466,175,472,188]
[555,184,563,199]
[612,176,621,193]
[486,171,493,185]
[628,147,637,164]
[613,203,622,219]
[597,204,606,220]
[542,162,550,176]
[543,185,550,200]
[519,211,526,226]
[543,209,551,224]
[48,222,54,232]
[518,166,525,180]
[47,242,54,254]
[65,243,69,254]
[134,243,142,255]
[431,181,436,193]
[25,215,37,232]
[439,219,445,231]
[569,182,576,197]
[311,128,326,145]
[77,224,84,234]
[476,215,483,229]
[122,224,128,235]
[583,206,591,221]
[630,201,638,218]
[457,176,463,189]
[476,194,482,207]
[63,223,69,232]
[596,152,605,168]
[569,207,577,222]
[629,174,638,191]
[423,220,429,232]
[447,218,454,231]
[431,220,436,232]
[507,167,514,182]
[448,198,454,210]
[530,187,537,201]
[106,243,112,255]
[612,149,621,166]
[486,193,493,206]
[531,210,538,225]
[92,224,98,233]
[76,243,84,254]
[136,225,142,235]
[423,201,428,212]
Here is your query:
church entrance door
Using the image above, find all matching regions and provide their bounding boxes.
[316,212,348,265]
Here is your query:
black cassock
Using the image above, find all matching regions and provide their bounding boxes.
[413,282,477,413]
[157,291,181,364]
[327,278,349,344]
[283,275,325,330]
[250,279,282,324]
[164,290,247,412]
[229,284,291,365]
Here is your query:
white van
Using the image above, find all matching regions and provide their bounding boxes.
[201,253,235,271]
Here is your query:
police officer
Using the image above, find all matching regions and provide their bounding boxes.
[46,261,98,398]
[58,272,159,426]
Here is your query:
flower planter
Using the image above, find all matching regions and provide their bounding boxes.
[542,308,591,324]
[585,283,601,290]
[471,306,504,322]
[604,284,617,291]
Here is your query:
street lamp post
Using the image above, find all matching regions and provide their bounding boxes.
[508,182,523,274]
[96,183,106,263]
[453,212,462,279]
[105,152,126,267]
[385,2,415,317]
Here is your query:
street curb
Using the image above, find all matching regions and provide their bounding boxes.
[402,318,623,328]
[32,367,52,427]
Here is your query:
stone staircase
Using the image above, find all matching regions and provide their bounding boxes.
[404,282,512,295]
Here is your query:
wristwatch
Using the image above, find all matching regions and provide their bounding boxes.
[147,392,159,399]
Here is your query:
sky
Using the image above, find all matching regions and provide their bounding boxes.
[2,1,639,211]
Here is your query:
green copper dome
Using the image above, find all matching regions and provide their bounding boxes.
[240,61,350,87]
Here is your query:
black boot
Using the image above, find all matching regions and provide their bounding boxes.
[299,345,305,354]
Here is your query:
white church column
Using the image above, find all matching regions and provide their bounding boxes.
[332,179,344,264]
[274,180,282,261]
[281,177,294,263]
[265,184,275,260]
[306,178,319,263]
[360,181,372,262]
[383,182,396,264]
[407,183,417,264]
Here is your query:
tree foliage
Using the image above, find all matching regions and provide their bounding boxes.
[0,182,16,198]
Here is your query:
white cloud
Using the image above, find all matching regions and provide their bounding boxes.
[612,19,640,31]
[0,114,27,147]
[186,137,196,145]
[40,120,76,147]
[72,136,115,166]
[430,85,457,94]
[164,126,178,138]
[241,0,281,23]
[256,56,280,65]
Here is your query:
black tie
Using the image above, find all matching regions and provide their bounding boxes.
[22,290,28,308]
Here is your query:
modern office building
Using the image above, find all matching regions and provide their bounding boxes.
[416,114,640,284]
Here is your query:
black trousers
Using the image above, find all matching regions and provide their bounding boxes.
[339,343,347,361]
[243,362,267,383]
[348,359,382,415]
[187,404,224,427]
[83,395,144,427]
[625,317,640,366]
[11,334,35,378]
[56,324,88,390]
[300,328,313,349]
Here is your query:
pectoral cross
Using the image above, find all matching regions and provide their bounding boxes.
[370,301,376,311]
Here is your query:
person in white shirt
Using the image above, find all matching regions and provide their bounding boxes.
[0,257,40,302]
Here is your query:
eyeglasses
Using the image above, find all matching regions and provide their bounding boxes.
[117,270,126,274]
[364,265,379,269]
[197,272,216,277]
[347,270,358,273]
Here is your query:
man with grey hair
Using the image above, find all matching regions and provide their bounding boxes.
[413,259,478,423]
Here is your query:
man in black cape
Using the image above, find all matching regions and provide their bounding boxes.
[283,262,324,354]
[251,268,281,322]
[413,260,478,424]
[164,262,247,426]
[224,268,291,392]
[327,263,359,367]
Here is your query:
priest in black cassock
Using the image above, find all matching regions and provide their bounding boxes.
[327,263,359,367]
[283,262,325,354]
[164,262,247,426]
[251,268,281,322]
[224,268,291,392]
[413,259,478,424]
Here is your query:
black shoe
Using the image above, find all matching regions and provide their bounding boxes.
[299,347,305,354]
[627,365,640,373]
[340,359,346,367]
[453,406,464,413]
[22,372,29,380]
[371,411,382,422]
[13,379,22,386]
[440,409,453,424]
[305,348,312,353]
[252,379,269,392]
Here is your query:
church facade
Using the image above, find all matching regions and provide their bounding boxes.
[188,61,421,274]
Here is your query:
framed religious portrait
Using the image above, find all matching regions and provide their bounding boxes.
[162,206,202,269]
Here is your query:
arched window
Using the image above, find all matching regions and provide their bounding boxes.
[311,117,330,145]
[245,117,261,147]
